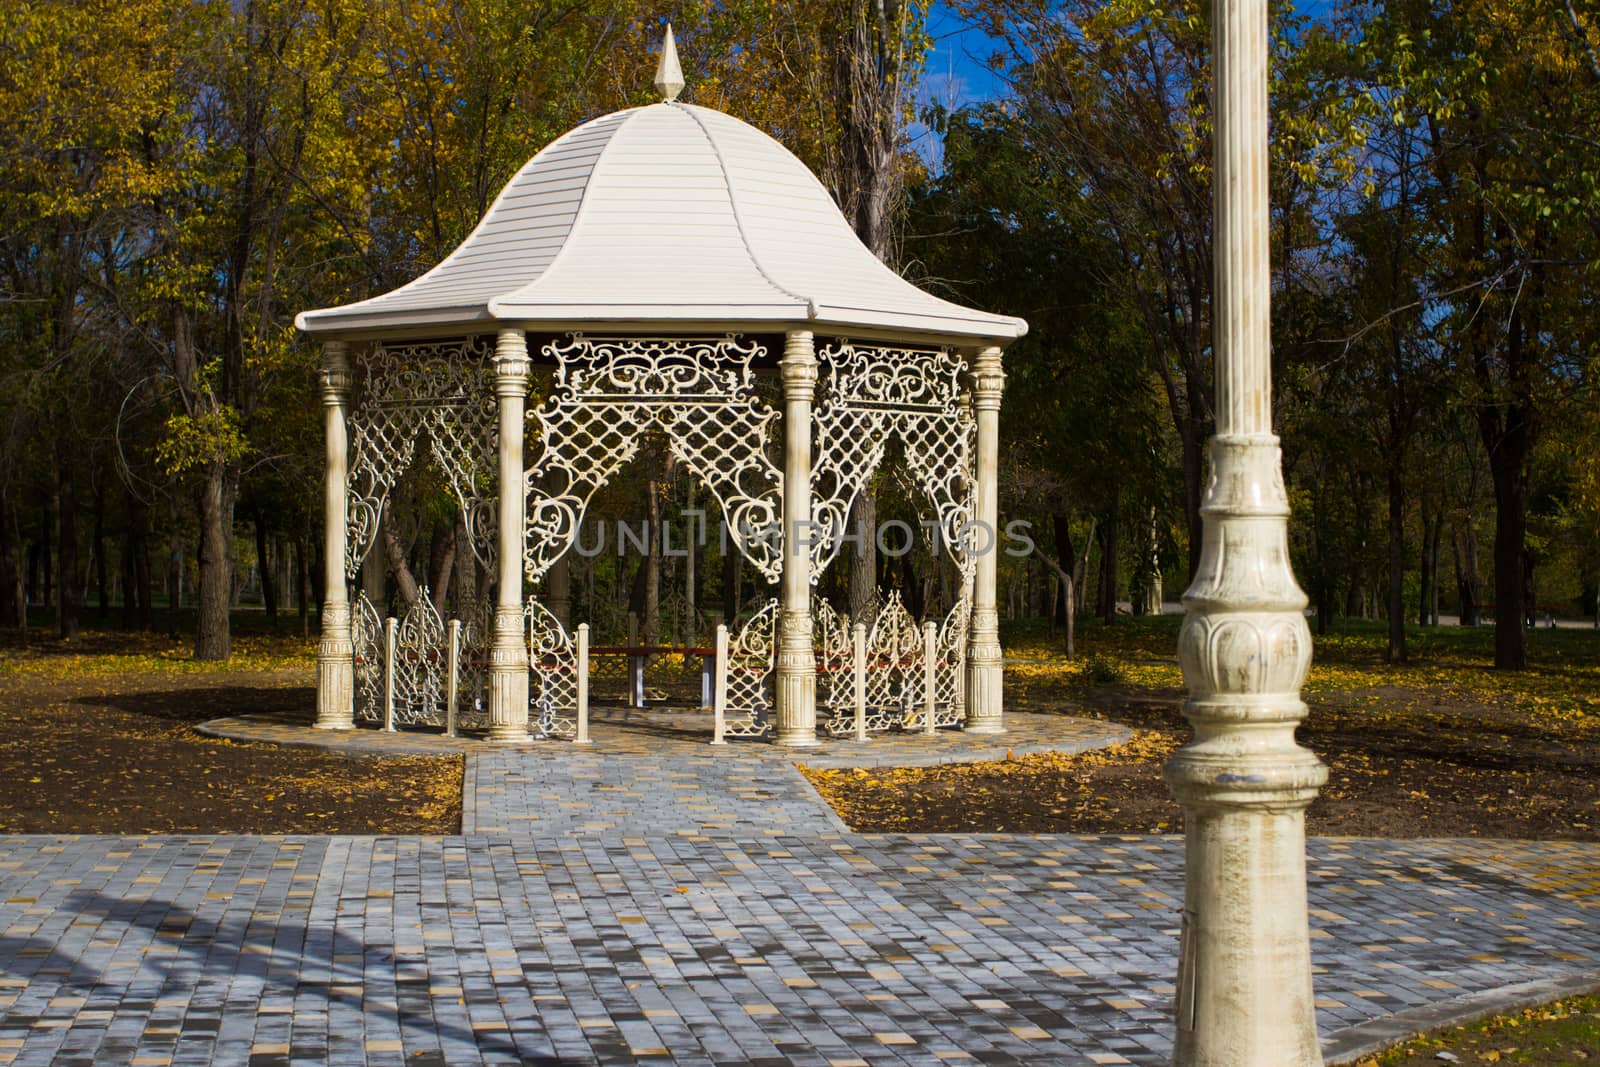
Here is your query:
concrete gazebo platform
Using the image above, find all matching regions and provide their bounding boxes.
[197,708,1131,766]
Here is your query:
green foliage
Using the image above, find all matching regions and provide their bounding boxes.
[155,409,249,476]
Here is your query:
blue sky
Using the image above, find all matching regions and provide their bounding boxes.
[912,0,1339,168]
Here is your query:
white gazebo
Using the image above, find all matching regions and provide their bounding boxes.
[297,35,1025,748]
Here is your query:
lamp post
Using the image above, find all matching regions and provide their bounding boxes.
[1162,0,1329,1061]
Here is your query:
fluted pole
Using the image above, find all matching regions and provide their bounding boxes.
[1162,0,1328,1062]
[487,329,531,743]
[965,345,1005,734]
[315,340,355,730]
[774,331,818,747]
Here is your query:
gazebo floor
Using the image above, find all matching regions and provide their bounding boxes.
[197,707,1132,769]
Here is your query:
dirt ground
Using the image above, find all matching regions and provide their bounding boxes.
[0,632,460,835]
[3,620,1597,841]
[805,638,1600,841]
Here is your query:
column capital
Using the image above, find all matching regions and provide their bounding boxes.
[779,330,817,395]
[493,329,531,396]
[319,340,353,403]
[969,345,1005,410]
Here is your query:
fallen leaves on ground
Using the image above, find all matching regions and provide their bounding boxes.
[1373,993,1600,1065]
[808,619,1600,840]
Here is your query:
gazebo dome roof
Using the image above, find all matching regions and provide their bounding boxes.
[296,101,1026,344]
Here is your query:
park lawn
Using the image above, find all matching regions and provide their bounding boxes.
[803,616,1600,840]
[0,624,461,835]
[0,613,1596,839]
[1363,992,1600,1065]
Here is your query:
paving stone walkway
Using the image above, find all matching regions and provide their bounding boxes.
[2,713,1598,1066]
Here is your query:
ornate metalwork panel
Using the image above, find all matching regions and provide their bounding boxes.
[454,596,493,731]
[352,592,384,724]
[862,591,923,732]
[525,600,580,739]
[720,598,779,738]
[389,590,446,727]
[525,336,782,582]
[814,599,855,736]
[817,589,970,736]
[345,337,497,579]
[810,342,977,578]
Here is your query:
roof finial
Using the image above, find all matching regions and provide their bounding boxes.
[654,23,685,103]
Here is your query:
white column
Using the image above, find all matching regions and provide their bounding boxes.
[774,331,818,747]
[315,340,355,730]
[964,345,1005,734]
[1162,0,1328,1062]
[487,329,531,743]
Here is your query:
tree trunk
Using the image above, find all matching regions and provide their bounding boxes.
[452,515,477,616]
[1052,512,1074,626]
[1482,410,1532,670]
[1417,509,1435,628]
[1096,505,1118,625]
[1180,417,1205,584]
[546,551,570,628]
[426,518,455,612]
[1386,463,1407,664]
[721,519,741,623]
[310,537,326,625]
[0,496,18,630]
[644,480,661,645]
[1428,517,1442,626]
[93,481,108,621]
[295,534,310,638]
[1453,526,1482,626]
[55,436,80,638]
[379,514,421,608]
[255,510,278,628]
[194,462,238,661]
[848,488,878,625]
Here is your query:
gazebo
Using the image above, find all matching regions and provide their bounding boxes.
[296,35,1025,748]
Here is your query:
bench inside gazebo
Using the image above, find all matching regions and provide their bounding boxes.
[297,32,1025,749]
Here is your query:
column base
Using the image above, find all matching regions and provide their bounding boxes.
[315,618,355,731]
[772,730,821,749]
[964,645,1003,735]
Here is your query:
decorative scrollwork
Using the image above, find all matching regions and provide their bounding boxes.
[525,600,580,739]
[524,335,783,583]
[818,589,970,736]
[932,588,972,728]
[352,592,384,724]
[387,590,447,727]
[810,343,976,579]
[345,337,497,580]
[814,599,855,734]
[453,596,493,731]
[720,598,779,738]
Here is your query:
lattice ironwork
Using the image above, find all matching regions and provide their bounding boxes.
[386,589,447,727]
[454,596,493,731]
[916,589,972,729]
[525,336,782,583]
[526,600,580,739]
[814,599,855,736]
[720,598,778,738]
[817,589,971,736]
[345,337,497,579]
[810,342,977,579]
[352,592,384,724]
[868,592,925,732]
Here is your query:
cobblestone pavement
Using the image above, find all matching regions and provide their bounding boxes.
[2,716,1598,1066]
